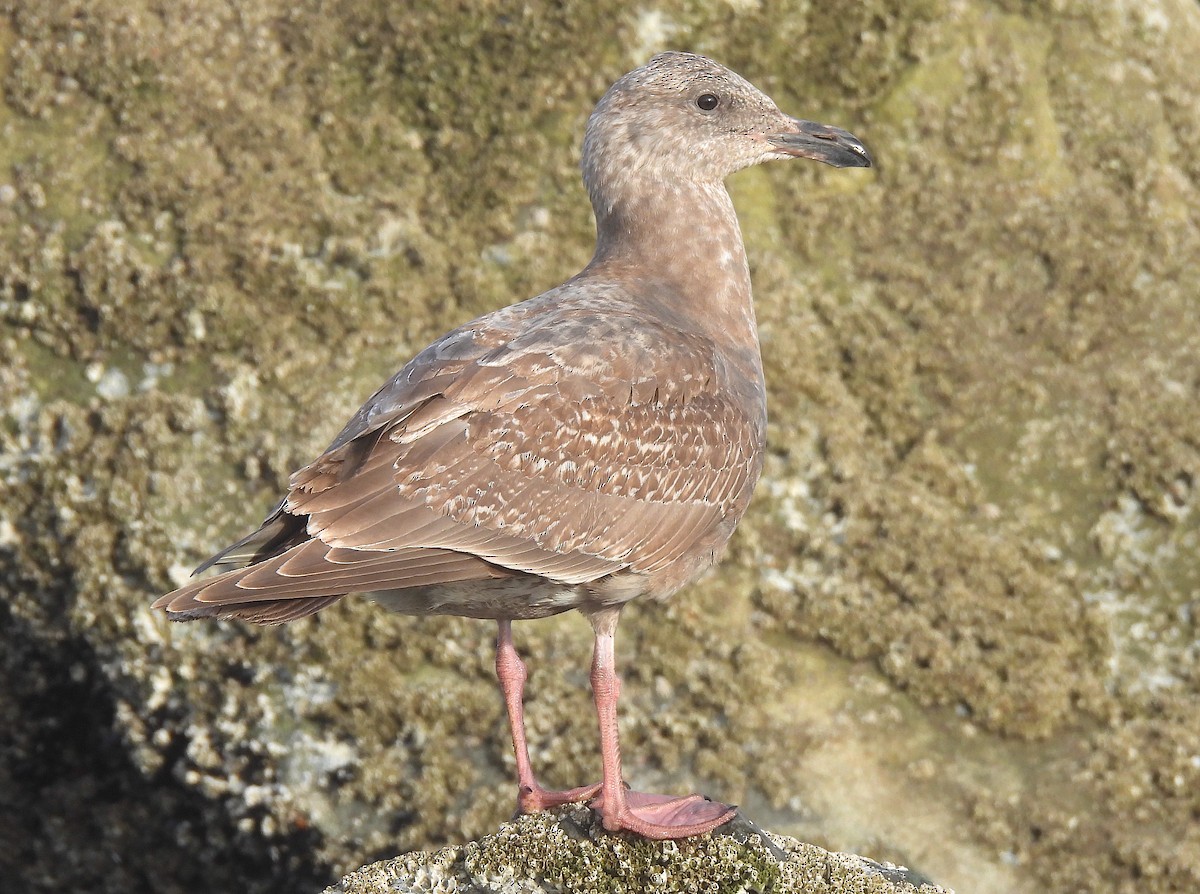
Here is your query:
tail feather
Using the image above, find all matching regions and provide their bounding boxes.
[154,538,507,625]
[163,594,344,625]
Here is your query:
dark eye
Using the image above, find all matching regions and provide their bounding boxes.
[696,93,719,111]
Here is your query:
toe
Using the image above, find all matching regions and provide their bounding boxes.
[593,791,737,840]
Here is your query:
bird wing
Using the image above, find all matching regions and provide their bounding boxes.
[155,295,763,620]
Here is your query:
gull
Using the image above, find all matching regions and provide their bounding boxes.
[156,51,871,839]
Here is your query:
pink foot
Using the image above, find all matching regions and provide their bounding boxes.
[589,789,737,839]
[495,622,603,816]
[582,613,738,839]
[518,780,603,814]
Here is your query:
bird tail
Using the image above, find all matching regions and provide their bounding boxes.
[153,567,345,625]
[154,538,505,625]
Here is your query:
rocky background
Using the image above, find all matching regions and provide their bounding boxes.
[1,1,1198,893]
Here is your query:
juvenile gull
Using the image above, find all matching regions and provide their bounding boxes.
[155,52,871,839]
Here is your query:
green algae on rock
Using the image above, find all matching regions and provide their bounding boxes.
[324,807,950,894]
[3,0,1200,893]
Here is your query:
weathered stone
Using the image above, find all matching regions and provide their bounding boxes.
[2,1,1200,893]
[324,808,950,894]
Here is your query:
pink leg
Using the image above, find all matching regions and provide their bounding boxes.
[586,608,737,839]
[495,620,601,814]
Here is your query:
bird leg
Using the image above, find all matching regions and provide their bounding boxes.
[495,620,602,814]
[585,607,738,839]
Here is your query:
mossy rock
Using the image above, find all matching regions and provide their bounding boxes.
[3,1,1200,893]
[325,807,949,894]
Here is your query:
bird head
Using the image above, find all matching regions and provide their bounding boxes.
[582,51,871,203]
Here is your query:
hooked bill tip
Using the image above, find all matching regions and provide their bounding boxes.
[767,119,872,169]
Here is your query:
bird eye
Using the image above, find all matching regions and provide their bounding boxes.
[696,93,720,111]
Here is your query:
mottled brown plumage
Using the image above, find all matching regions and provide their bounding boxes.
[155,51,870,838]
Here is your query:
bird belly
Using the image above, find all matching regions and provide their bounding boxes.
[366,577,590,621]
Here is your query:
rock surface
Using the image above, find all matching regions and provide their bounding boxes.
[322,807,950,894]
[3,2,1200,894]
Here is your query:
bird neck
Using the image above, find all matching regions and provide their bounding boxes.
[585,179,762,381]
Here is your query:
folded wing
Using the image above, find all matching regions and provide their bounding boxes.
[154,299,763,623]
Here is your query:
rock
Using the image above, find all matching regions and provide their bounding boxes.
[323,807,950,894]
[4,1,1200,893]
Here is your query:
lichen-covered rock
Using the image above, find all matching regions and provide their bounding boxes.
[324,808,950,894]
[3,1,1200,894]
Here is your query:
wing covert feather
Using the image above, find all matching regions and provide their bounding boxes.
[292,310,763,582]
